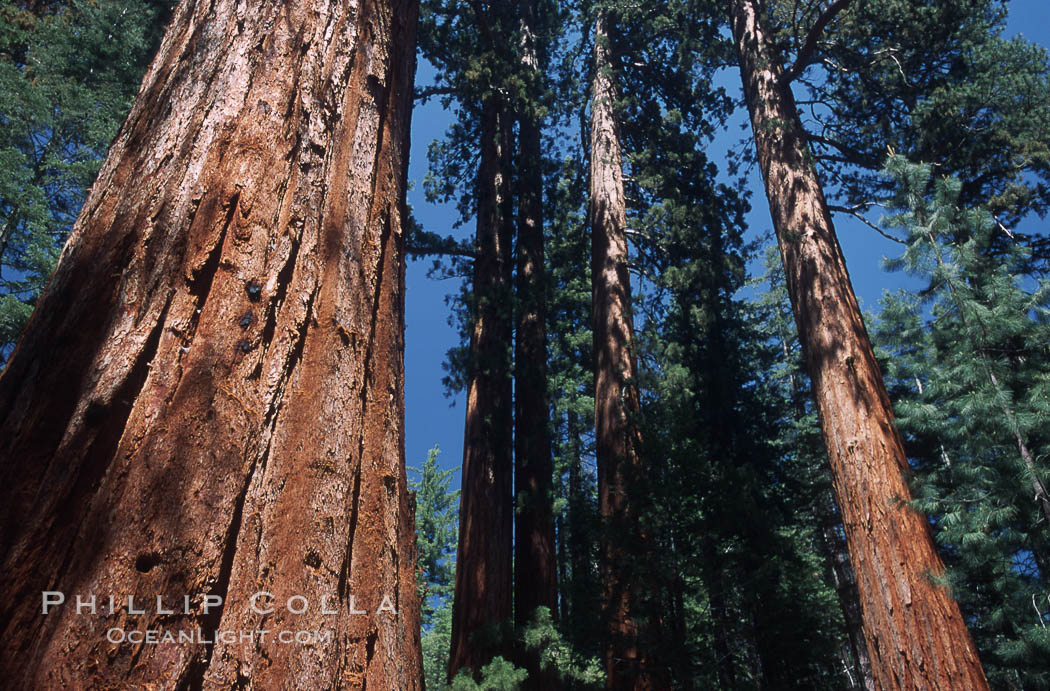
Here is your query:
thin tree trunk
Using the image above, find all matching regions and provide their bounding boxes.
[590,11,662,689]
[448,94,515,680]
[557,511,570,623]
[566,409,596,629]
[728,1,989,688]
[0,0,421,687]
[821,511,876,691]
[703,537,737,690]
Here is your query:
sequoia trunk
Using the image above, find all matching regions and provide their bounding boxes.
[514,2,558,684]
[728,0,988,688]
[448,95,515,679]
[514,0,557,632]
[590,11,660,689]
[0,0,421,688]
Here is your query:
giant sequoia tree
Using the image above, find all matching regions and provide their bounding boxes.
[443,0,517,678]
[514,0,558,640]
[588,8,662,689]
[0,0,423,687]
[728,0,988,688]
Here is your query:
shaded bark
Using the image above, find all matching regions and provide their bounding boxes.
[0,0,422,687]
[514,0,557,632]
[589,11,663,689]
[820,507,876,691]
[728,0,989,688]
[448,94,515,680]
[513,0,558,686]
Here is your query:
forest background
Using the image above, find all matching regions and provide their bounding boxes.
[3,0,1050,688]
[405,1,1049,484]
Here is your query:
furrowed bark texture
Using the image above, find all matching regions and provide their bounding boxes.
[514,0,557,633]
[448,95,514,680]
[589,12,661,690]
[728,1,988,688]
[0,0,422,687]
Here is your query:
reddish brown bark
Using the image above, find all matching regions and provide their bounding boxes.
[514,0,557,632]
[448,95,515,680]
[728,0,989,688]
[589,11,662,690]
[0,0,422,688]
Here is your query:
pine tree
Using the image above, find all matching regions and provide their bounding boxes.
[772,0,1050,244]
[419,0,570,680]
[412,447,460,691]
[448,85,516,679]
[0,0,423,685]
[753,247,876,690]
[873,155,1050,688]
[514,0,558,648]
[0,0,170,357]
[546,148,603,663]
[628,90,849,690]
[416,0,523,678]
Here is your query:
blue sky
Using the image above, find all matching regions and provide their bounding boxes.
[403,2,1050,478]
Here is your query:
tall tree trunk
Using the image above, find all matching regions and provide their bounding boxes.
[727,1,988,688]
[590,11,661,689]
[514,0,557,632]
[514,0,558,686]
[0,0,422,687]
[448,95,515,680]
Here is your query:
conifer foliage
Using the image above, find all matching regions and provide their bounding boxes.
[3,0,1050,689]
[0,0,171,357]
[874,156,1050,688]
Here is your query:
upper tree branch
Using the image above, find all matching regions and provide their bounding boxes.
[784,0,853,84]
[415,85,456,102]
[827,204,906,245]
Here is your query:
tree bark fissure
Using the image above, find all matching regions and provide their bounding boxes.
[0,0,422,687]
[727,0,989,688]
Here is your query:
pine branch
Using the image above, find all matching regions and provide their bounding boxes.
[415,85,456,102]
[784,0,853,84]
[827,204,905,245]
